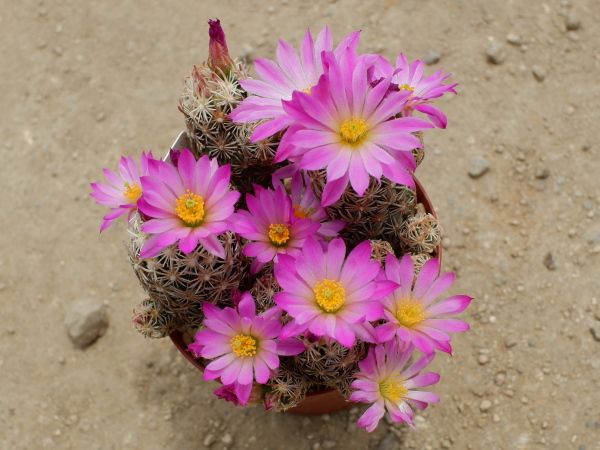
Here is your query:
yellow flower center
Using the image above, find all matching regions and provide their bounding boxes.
[302,86,313,94]
[268,223,291,246]
[395,298,426,328]
[123,182,142,203]
[379,378,408,403]
[339,118,369,146]
[293,204,313,219]
[175,190,205,227]
[398,83,415,92]
[314,279,346,313]
[230,334,258,357]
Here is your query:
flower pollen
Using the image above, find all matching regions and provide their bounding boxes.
[230,334,258,357]
[314,279,346,313]
[268,223,291,246]
[339,118,369,146]
[293,204,313,219]
[395,299,426,328]
[398,83,414,92]
[379,378,408,403]
[123,182,142,203]
[175,190,205,227]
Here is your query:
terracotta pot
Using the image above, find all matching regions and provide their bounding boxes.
[167,131,441,414]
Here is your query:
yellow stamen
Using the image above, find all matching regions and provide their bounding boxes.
[395,298,426,328]
[123,182,142,203]
[293,204,313,219]
[398,83,415,92]
[230,334,258,357]
[379,378,408,403]
[339,118,369,146]
[302,86,313,94]
[175,190,205,227]
[314,279,346,313]
[268,223,291,246]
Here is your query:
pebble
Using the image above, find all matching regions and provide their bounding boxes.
[535,168,550,179]
[486,41,506,65]
[532,65,546,82]
[506,33,522,46]
[504,336,518,348]
[424,50,442,65]
[543,252,557,271]
[322,440,337,449]
[478,354,490,365]
[203,434,215,447]
[221,433,233,445]
[590,326,600,342]
[64,300,109,349]
[377,433,399,450]
[565,13,581,31]
[479,399,492,412]
[468,155,491,178]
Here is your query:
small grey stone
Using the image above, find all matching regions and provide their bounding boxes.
[543,252,557,271]
[377,433,399,450]
[504,336,518,348]
[478,354,490,365]
[585,225,600,246]
[486,41,506,65]
[424,50,442,65]
[565,13,581,31]
[64,300,108,349]
[535,168,550,179]
[506,33,522,46]
[322,441,337,449]
[590,326,600,342]
[532,65,546,82]
[468,156,490,178]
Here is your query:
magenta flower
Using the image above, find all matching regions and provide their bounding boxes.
[285,172,344,238]
[137,149,240,259]
[282,51,434,206]
[350,341,440,431]
[229,26,360,142]
[90,152,155,231]
[374,54,457,128]
[375,255,472,354]
[189,293,305,405]
[231,184,320,268]
[274,237,398,347]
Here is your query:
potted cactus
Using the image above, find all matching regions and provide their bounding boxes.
[91,20,472,429]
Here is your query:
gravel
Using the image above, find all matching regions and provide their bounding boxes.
[590,326,600,342]
[480,399,492,412]
[565,13,581,31]
[424,49,442,65]
[486,41,506,65]
[64,300,108,349]
[376,434,399,450]
[543,252,557,271]
[468,155,491,178]
[532,65,546,82]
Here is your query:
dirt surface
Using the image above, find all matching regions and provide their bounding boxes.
[2,0,600,449]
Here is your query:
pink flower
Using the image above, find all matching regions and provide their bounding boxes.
[137,149,240,259]
[274,237,398,347]
[231,184,320,269]
[284,171,344,238]
[282,51,434,206]
[229,26,360,142]
[373,54,457,128]
[350,341,440,431]
[90,152,155,231]
[189,293,305,405]
[375,255,472,354]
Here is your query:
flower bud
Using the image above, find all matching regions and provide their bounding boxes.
[208,19,234,74]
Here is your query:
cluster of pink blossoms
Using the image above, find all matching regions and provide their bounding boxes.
[91,23,469,432]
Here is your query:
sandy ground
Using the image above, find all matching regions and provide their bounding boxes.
[2,0,600,449]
